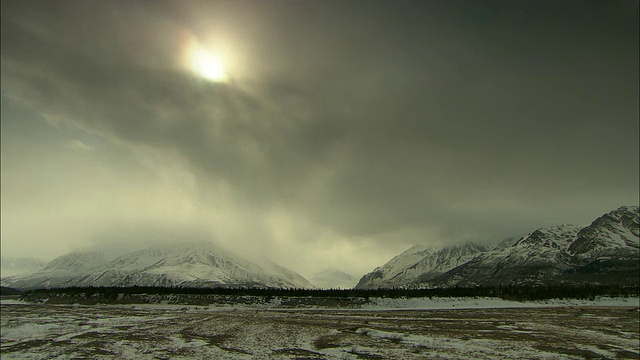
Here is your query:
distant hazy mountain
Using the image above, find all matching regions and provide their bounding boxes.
[257,259,316,289]
[357,206,639,289]
[493,237,519,250]
[1,257,46,278]
[39,252,108,274]
[3,241,314,290]
[309,269,358,289]
[355,243,489,289]
[1,252,108,290]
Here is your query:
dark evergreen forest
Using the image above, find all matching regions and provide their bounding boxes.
[26,284,638,302]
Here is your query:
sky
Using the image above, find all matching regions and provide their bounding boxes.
[1,0,638,279]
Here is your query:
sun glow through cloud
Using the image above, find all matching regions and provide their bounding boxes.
[192,47,226,81]
[181,30,228,82]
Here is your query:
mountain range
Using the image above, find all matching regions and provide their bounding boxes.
[356,242,490,289]
[2,242,314,290]
[2,206,637,291]
[356,206,639,289]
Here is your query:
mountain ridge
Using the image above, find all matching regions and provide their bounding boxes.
[357,206,639,289]
[2,241,314,290]
[355,242,489,289]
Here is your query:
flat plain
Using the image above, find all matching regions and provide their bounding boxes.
[1,301,639,359]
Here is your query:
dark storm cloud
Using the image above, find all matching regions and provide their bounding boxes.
[2,0,638,254]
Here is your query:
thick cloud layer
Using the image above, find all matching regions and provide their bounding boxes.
[2,0,638,277]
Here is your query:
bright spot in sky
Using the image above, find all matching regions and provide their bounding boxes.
[192,47,227,82]
[180,30,228,82]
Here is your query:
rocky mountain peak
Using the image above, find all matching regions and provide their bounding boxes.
[569,206,639,256]
[355,242,489,289]
[517,225,580,250]
[358,206,639,288]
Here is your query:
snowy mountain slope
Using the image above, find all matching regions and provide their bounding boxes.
[493,237,518,250]
[3,242,313,290]
[0,257,46,278]
[354,245,435,290]
[39,252,108,274]
[355,243,489,289]
[564,206,640,284]
[309,269,358,289]
[256,259,316,289]
[569,206,639,258]
[429,225,581,287]
[1,252,108,289]
[357,206,639,288]
[431,206,639,287]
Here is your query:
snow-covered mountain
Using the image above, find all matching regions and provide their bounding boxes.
[355,243,489,289]
[309,269,358,289]
[493,237,519,250]
[0,257,46,278]
[357,206,639,288]
[3,242,314,290]
[1,252,108,289]
[40,252,108,274]
[256,259,316,289]
[568,205,639,258]
[429,225,582,287]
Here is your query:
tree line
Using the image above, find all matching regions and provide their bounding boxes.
[25,284,638,301]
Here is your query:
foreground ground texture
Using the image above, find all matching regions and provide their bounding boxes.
[1,301,639,359]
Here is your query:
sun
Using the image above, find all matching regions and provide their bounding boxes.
[192,47,227,82]
[180,31,229,82]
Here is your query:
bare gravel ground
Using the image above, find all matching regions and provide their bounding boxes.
[1,303,638,359]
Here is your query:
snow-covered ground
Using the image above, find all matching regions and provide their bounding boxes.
[5,295,639,310]
[12,291,640,310]
[364,296,640,310]
[1,297,638,359]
